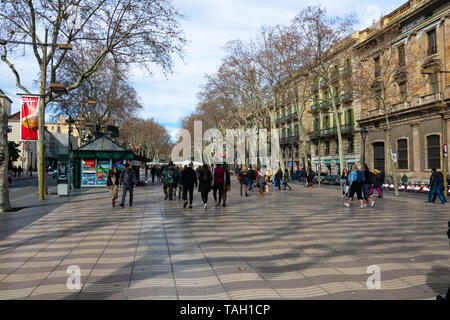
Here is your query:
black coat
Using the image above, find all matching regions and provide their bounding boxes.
[181,167,197,188]
[198,171,212,193]
[107,171,121,186]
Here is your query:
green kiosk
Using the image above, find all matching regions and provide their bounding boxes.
[73,136,149,189]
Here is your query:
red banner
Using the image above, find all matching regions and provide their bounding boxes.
[20,96,39,141]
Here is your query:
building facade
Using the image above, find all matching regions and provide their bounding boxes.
[356,0,449,181]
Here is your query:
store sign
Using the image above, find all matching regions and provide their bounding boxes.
[20,96,39,141]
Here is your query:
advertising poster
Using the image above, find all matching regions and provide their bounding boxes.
[139,166,146,182]
[114,160,124,172]
[96,160,111,186]
[20,96,39,141]
[82,159,96,186]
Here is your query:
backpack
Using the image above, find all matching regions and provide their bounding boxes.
[356,171,363,183]
[165,167,175,184]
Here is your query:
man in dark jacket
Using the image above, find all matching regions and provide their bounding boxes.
[151,166,157,184]
[428,168,447,205]
[181,162,197,208]
[119,163,137,208]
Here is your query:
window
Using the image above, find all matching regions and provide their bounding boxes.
[335,139,339,155]
[398,44,405,66]
[399,82,407,101]
[314,118,320,131]
[324,116,330,129]
[346,109,353,125]
[348,137,354,154]
[374,56,381,77]
[427,135,440,169]
[282,128,286,139]
[277,111,280,120]
[397,139,408,169]
[288,126,291,137]
[57,126,61,133]
[325,141,330,155]
[430,74,438,94]
[315,142,319,156]
[282,109,285,118]
[427,29,437,56]
[294,125,299,137]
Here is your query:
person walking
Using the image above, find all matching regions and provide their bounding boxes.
[238,167,248,197]
[222,165,231,207]
[283,168,292,190]
[213,164,225,207]
[151,165,156,184]
[362,164,375,208]
[181,162,197,208]
[274,168,283,191]
[163,162,176,200]
[427,168,447,205]
[198,164,213,209]
[344,164,364,209]
[107,165,120,207]
[119,163,137,208]
[340,168,349,199]
[307,169,314,189]
[18,166,23,178]
[247,166,255,192]
[256,168,266,196]
[371,169,384,198]
[13,166,17,178]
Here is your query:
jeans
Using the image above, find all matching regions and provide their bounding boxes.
[201,191,209,204]
[183,185,194,204]
[428,186,447,204]
[121,184,134,205]
[213,182,224,204]
[247,178,254,191]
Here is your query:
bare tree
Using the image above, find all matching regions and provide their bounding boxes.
[293,6,356,176]
[0,0,186,205]
[353,24,427,195]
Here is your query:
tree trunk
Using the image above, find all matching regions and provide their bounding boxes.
[328,84,344,176]
[298,113,309,170]
[0,99,11,212]
[269,110,285,171]
[384,112,399,196]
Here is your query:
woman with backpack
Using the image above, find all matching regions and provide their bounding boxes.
[198,164,213,209]
[362,164,375,208]
[344,164,364,209]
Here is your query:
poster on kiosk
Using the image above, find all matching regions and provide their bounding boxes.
[20,96,39,141]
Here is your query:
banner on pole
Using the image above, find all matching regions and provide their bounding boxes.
[20,96,39,141]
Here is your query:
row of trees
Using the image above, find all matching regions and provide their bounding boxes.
[0,0,187,211]
[182,5,429,196]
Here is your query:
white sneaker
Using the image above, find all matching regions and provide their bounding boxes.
[344,203,350,207]
[204,203,208,209]
[359,205,364,209]
[371,201,375,208]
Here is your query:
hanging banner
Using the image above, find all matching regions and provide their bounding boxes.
[20,96,39,141]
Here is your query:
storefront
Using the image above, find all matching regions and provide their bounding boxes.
[73,136,149,189]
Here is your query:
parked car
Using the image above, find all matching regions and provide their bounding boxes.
[313,172,328,184]
[322,174,340,185]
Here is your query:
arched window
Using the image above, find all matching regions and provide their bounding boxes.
[427,135,440,169]
[397,139,408,169]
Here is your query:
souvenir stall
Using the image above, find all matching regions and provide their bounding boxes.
[72,136,148,189]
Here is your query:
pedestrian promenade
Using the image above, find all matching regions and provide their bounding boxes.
[0,181,448,300]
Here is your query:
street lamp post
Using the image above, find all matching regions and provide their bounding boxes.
[2,31,71,200]
[360,127,368,165]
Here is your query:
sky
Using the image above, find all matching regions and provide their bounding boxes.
[0,0,407,141]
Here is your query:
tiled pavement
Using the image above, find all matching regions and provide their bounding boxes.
[0,181,449,300]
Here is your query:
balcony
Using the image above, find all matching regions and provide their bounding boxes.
[341,123,355,134]
[419,92,441,106]
[280,135,299,145]
[427,46,437,56]
[276,117,285,125]
[310,104,319,112]
[333,96,341,105]
[320,127,337,137]
[341,93,353,103]
[320,100,331,109]
[285,113,298,121]
[309,130,319,140]
[390,101,410,113]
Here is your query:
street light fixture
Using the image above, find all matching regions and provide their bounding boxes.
[360,127,368,164]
